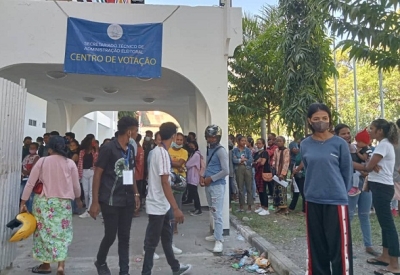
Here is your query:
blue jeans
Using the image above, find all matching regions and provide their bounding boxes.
[348,176,373,248]
[20,179,34,213]
[205,184,225,241]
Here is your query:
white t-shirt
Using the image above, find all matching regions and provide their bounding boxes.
[368,138,395,185]
[146,146,171,215]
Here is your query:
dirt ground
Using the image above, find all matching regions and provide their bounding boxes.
[232,198,400,275]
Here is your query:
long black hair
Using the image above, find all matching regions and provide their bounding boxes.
[81,136,93,153]
[188,140,199,159]
[372,119,398,145]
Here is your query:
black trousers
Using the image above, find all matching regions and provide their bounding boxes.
[306,202,353,275]
[142,212,180,275]
[369,181,400,257]
[97,203,135,275]
[267,181,274,196]
[289,177,305,212]
[187,184,201,211]
[259,181,268,208]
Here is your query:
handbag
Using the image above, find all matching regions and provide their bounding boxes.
[262,172,273,181]
[33,158,45,195]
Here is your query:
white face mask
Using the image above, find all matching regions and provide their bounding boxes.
[145,137,151,141]
[172,142,183,149]
[129,138,135,146]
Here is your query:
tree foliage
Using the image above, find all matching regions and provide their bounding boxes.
[118,111,138,120]
[329,49,400,133]
[278,0,336,134]
[324,0,400,71]
[228,7,284,135]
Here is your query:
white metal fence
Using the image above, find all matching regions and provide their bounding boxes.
[0,78,27,273]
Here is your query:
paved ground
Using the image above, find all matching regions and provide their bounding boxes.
[5,205,251,275]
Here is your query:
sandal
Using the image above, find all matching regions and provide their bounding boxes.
[374,268,400,275]
[367,258,389,266]
[32,265,51,274]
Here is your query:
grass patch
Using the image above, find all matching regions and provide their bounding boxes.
[232,198,400,247]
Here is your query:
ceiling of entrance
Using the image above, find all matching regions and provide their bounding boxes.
[0,64,195,106]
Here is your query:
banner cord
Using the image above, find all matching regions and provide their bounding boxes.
[163,6,180,23]
[52,1,179,21]
[53,0,70,18]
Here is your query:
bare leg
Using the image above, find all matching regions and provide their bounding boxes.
[57,261,65,275]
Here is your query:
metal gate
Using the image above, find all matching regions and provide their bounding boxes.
[0,78,27,273]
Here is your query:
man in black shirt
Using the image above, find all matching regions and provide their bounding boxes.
[90,116,140,275]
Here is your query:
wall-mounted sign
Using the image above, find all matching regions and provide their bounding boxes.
[64,17,162,78]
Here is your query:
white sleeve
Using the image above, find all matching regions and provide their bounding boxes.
[374,141,389,158]
[158,149,170,176]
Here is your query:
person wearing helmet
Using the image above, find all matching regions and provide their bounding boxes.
[201,124,229,253]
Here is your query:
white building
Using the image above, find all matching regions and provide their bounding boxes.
[23,94,118,143]
[0,1,242,271]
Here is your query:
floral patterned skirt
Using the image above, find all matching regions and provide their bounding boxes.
[32,195,73,263]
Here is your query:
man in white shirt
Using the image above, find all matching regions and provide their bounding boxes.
[142,122,192,275]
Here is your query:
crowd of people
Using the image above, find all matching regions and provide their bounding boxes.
[18,102,400,275]
[18,116,230,275]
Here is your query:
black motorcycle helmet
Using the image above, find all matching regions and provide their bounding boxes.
[204,125,222,147]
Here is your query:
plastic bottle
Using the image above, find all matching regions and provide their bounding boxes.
[239,256,248,267]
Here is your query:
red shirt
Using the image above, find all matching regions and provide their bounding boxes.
[266,145,278,166]
[135,145,145,181]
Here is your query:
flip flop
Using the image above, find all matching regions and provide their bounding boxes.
[32,265,51,274]
[374,268,400,275]
[367,258,389,266]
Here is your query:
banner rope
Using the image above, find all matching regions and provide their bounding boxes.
[53,0,70,18]
[163,6,180,23]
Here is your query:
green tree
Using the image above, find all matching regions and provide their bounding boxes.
[279,0,336,135]
[329,49,400,133]
[118,111,138,120]
[228,7,284,135]
[325,0,400,71]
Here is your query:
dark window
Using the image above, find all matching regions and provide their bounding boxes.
[28,119,37,127]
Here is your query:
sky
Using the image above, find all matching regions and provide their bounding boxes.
[145,0,278,15]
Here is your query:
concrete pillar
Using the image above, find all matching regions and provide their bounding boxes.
[261,118,267,140]
[46,100,72,134]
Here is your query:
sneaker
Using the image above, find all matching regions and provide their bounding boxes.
[172,244,183,255]
[79,211,90,219]
[213,241,223,253]
[188,209,196,214]
[392,209,399,217]
[348,187,361,196]
[258,209,270,216]
[190,210,202,216]
[142,250,160,260]
[254,208,263,213]
[172,264,192,275]
[94,261,111,275]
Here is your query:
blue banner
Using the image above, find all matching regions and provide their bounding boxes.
[64,17,162,78]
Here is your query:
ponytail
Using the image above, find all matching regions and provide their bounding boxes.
[372,119,399,145]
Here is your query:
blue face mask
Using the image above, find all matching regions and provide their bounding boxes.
[172,142,183,149]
